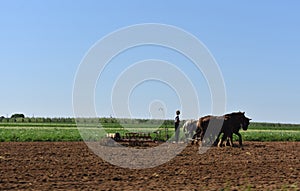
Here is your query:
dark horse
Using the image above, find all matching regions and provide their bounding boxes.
[192,112,251,147]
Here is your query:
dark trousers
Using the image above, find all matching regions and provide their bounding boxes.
[175,125,180,143]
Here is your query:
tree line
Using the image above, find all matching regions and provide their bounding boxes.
[0,114,174,125]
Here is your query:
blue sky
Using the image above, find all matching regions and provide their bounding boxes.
[1,1,300,123]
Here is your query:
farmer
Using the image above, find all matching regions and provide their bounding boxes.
[174,110,181,143]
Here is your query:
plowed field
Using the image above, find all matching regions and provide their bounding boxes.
[0,142,299,190]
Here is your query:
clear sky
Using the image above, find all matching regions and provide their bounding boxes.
[1,1,300,123]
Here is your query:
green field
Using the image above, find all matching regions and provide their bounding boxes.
[0,118,300,142]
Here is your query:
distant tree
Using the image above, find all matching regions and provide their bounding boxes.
[0,116,5,122]
[46,118,51,123]
[65,118,73,123]
[11,113,25,118]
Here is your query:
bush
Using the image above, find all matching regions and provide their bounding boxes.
[11,113,25,118]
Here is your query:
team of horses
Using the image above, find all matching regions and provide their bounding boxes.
[183,111,251,147]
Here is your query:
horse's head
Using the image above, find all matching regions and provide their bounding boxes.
[227,111,251,131]
[241,117,251,130]
[237,112,251,130]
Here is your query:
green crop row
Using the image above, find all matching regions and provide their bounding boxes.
[1,125,300,142]
[1,119,300,142]
[249,122,300,131]
[240,131,300,141]
[0,128,82,142]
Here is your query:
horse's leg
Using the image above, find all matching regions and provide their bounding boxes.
[226,139,230,146]
[191,132,198,145]
[193,127,202,145]
[213,132,221,146]
[236,132,243,147]
[228,134,234,147]
[226,135,233,146]
[199,129,207,146]
[218,133,226,147]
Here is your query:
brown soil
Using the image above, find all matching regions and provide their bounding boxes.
[0,142,299,190]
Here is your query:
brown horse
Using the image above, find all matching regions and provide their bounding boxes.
[192,112,251,147]
[191,115,227,146]
[217,112,251,147]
